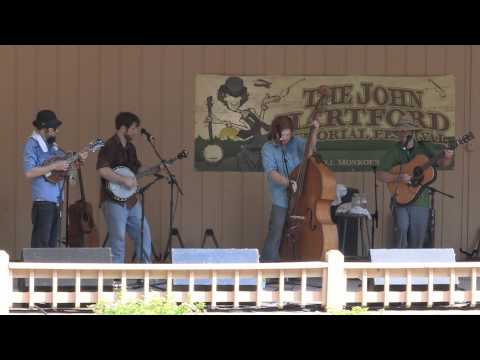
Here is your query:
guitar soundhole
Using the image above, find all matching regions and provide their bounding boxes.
[411,167,424,186]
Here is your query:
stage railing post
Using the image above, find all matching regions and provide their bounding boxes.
[0,251,10,314]
[325,250,346,311]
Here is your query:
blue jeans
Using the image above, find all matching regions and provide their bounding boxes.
[31,201,60,248]
[102,200,152,263]
[393,205,430,248]
[261,205,288,262]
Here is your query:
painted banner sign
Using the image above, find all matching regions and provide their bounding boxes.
[194,75,455,172]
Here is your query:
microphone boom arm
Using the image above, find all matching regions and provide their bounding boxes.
[144,136,184,196]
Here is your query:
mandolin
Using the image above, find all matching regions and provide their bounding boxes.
[43,138,105,183]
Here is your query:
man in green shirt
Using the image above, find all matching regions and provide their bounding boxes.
[377,117,454,248]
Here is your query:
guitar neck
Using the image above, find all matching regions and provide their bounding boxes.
[65,144,92,164]
[66,152,81,164]
[421,141,459,170]
[207,96,214,141]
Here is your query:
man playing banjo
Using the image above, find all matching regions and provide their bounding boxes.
[96,112,164,263]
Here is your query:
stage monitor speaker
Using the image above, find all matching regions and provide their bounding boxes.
[370,248,456,286]
[22,247,112,263]
[18,248,112,291]
[172,248,259,286]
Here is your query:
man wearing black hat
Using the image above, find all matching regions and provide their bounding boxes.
[377,116,454,248]
[23,110,88,248]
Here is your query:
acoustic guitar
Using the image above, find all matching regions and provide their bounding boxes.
[387,131,474,206]
[67,165,99,247]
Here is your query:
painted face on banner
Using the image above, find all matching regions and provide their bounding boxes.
[223,94,242,111]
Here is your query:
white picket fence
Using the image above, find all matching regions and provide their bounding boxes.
[1,250,480,313]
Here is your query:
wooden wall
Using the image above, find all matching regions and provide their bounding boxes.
[0,45,477,260]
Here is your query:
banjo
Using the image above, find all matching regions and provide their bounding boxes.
[106,150,188,202]
[203,96,224,164]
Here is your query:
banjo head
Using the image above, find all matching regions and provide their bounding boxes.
[107,166,137,201]
[203,144,224,164]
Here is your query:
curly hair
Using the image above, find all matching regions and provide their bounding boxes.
[268,115,295,141]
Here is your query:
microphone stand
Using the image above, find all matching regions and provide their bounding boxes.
[281,145,297,260]
[424,185,454,249]
[56,147,70,248]
[391,138,410,248]
[64,173,70,247]
[371,166,379,249]
[63,155,79,248]
[132,174,164,263]
[143,135,185,262]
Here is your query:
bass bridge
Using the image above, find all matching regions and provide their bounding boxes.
[289,208,317,231]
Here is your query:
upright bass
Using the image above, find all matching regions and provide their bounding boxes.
[280,86,338,261]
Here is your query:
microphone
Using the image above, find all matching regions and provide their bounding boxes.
[141,128,155,141]
[402,135,413,151]
[176,149,188,160]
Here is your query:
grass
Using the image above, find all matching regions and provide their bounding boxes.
[327,306,371,315]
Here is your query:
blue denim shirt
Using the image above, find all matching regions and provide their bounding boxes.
[23,137,65,204]
[261,136,306,208]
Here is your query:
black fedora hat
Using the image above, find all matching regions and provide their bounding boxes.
[32,110,62,129]
[219,76,247,98]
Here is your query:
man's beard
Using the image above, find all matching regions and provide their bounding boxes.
[125,134,133,142]
[46,136,56,144]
